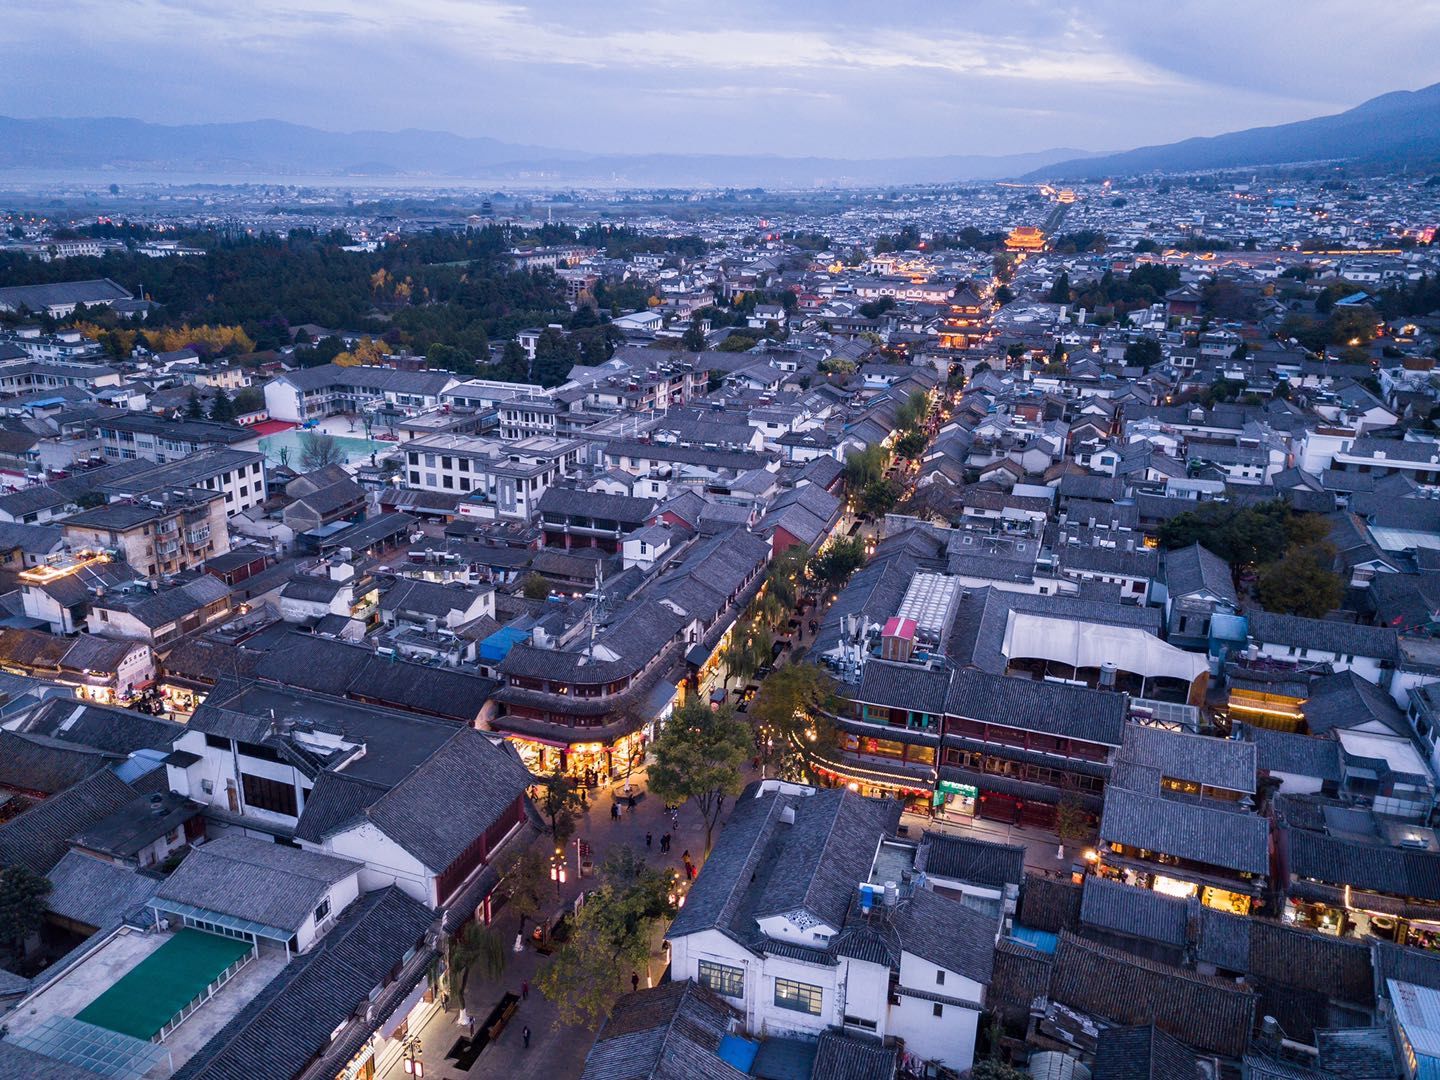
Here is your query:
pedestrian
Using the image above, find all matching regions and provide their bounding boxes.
[521,979,529,1001]
[631,971,640,993]
[522,1025,531,1049]
[645,832,653,849]
[611,801,620,822]
[661,833,670,853]
[687,862,696,881]
[627,792,636,812]
[681,849,690,863]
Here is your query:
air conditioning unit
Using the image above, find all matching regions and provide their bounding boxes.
[201,779,214,795]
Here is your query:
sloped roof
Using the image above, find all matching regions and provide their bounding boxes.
[155,835,361,932]
[580,980,747,1080]
[0,769,138,875]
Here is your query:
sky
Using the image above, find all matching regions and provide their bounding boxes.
[4,0,1440,159]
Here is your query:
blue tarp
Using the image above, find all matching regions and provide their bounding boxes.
[1009,926,1059,954]
[478,626,530,663]
[717,1034,761,1074]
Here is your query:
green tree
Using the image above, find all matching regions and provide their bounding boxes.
[894,429,927,458]
[184,389,205,419]
[1047,271,1071,305]
[298,431,344,471]
[749,662,841,781]
[681,321,707,352]
[809,537,867,589]
[842,444,889,493]
[534,761,584,845]
[521,573,552,600]
[1053,794,1094,856]
[895,389,930,432]
[535,846,676,1029]
[208,389,235,422]
[715,333,757,353]
[1123,337,1162,370]
[0,864,50,955]
[495,846,550,935]
[448,922,506,1017]
[857,477,902,519]
[647,700,751,854]
[1256,543,1344,618]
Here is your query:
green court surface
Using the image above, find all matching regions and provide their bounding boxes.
[77,928,253,1041]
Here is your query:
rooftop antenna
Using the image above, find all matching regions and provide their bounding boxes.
[586,560,608,659]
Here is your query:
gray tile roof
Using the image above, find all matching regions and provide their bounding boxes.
[361,729,533,871]
[890,885,997,984]
[0,769,138,875]
[1100,786,1269,874]
[44,850,159,929]
[1048,931,1257,1059]
[1241,724,1344,781]
[155,835,361,932]
[669,784,900,944]
[947,668,1129,747]
[811,1032,898,1080]
[0,730,119,796]
[1248,611,1399,661]
[580,980,747,1080]
[1118,724,1257,794]
[6,699,182,757]
[917,832,1024,890]
[1092,1025,1202,1080]
[1163,543,1237,605]
[1284,826,1440,901]
[852,660,951,716]
[171,886,434,1080]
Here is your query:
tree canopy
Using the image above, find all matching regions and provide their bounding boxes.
[647,699,751,854]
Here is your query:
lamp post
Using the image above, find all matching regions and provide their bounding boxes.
[550,846,567,896]
[401,1033,423,1077]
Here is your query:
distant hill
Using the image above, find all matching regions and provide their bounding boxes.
[0,115,1094,187]
[1028,82,1440,180]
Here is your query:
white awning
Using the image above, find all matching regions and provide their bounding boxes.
[1002,611,1208,685]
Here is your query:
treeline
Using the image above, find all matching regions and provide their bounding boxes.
[0,226,582,375]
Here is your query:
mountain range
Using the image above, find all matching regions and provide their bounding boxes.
[0,116,1092,187]
[1029,81,1440,179]
[3,81,1438,188]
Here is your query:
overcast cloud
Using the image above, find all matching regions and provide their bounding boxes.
[3,0,1439,158]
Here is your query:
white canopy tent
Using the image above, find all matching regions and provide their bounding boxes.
[1002,611,1208,687]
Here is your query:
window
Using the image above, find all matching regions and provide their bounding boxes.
[204,733,232,750]
[935,970,945,986]
[314,896,332,924]
[698,960,745,999]
[241,773,298,816]
[933,1003,944,1018]
[773,978,822,1015]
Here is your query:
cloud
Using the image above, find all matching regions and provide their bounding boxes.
[2,0,1438,159]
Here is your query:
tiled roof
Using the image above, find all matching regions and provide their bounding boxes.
[1017,874,1082,933]
[580,980,747,1080]
[0,769,137,875]
[44,850,159,929]
[947,668,1129,747]
[918,832,1024,890]
[1048,931,1256,1059]
[1248,611,1398,661]
[1100,786,1269,874]
[171,886,434,1080]
[1284,826,1440,901]
[1163,543,1237,604]
[155,835,361,932]
[1118,724,1257,794]
[1092,1025,1202,1080]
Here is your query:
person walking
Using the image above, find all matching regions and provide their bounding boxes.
[521,979,529,1001]
[522,1026,531,1049]
[631,972,640,993]
[610,801,620,822]
[645,832,653,849]
[627,792,637,813]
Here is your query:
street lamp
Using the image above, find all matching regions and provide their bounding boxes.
[550,847,567,895]
[402,1034,423,1077]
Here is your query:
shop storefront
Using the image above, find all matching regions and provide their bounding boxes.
[1104,865,1254,915]
[510,730,648,783]
[1286,897,1440,949]
[936,779,978,818]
